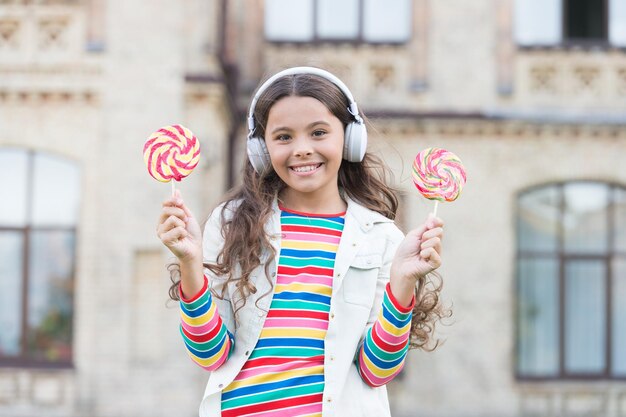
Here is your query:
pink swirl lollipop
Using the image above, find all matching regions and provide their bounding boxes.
[412,147,466,214]
[143,124,200,193]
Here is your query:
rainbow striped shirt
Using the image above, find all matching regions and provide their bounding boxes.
[179,208,414,417]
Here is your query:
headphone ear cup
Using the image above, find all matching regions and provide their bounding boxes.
[247,137,271,173]
[343,122,368,162]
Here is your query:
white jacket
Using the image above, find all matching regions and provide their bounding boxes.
[197,196,405,417]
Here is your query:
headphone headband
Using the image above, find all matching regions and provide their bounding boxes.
[247,66,362,137]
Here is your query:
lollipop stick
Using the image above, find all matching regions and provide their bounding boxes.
[171,180,175,197]
[433,200,439,217]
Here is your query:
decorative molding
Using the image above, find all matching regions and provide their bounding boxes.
[562,392,608,417]
[0,89,98,104]
[0,369,74,408]
[0,1,82,5]
[263,43,413,107]
[529,65,558,93]
[371,116,626,140]
[573,66,601,90]
[184,73,225,84]
[519,387,626,417]
[0,63,102,99]
[0,19,19,48]
[38,16,69,50]
[370,64,395,91]
[0,63,101,74]
[514,50,626,106]
[520,391,554,417]
[619,392,626,417]
[29,372,66,406]
[0,372,19,405]
[0,0,92,61]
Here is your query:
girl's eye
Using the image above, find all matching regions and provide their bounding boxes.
[275,134,291,141]
[312,130,327,137]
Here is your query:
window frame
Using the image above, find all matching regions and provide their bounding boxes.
[264,0,412,45]
[0,149,77,369]
[515,181,626,381]
[517,0,626,50]
[562,0,609,44]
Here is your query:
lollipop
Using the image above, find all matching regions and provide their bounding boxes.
[143,124,200,194]
[412,147,466,215]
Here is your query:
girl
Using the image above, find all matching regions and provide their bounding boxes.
[157,67,447,417]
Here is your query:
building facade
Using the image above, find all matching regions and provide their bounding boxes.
[1,0,625,416]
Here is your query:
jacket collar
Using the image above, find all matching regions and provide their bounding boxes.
[267,191,393,231]
[343,194,394,232]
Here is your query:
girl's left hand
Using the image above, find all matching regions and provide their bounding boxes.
[390,215,444,283]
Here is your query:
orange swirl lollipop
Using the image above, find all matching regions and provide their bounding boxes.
[143,124,200,193]
[412,147,466,215]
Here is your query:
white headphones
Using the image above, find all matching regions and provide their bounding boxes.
[246,66,368,174]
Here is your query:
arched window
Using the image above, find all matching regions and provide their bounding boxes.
[516,181,626,379]
[0,148,80,367]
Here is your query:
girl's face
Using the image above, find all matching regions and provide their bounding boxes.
[264,95,344,207]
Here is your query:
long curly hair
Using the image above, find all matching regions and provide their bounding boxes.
[169,70,450,350]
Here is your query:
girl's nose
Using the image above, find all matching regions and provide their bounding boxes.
[293,138,314,157]
[294,148,313,157]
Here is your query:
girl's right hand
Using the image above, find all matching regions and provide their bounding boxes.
[157,189,202,263]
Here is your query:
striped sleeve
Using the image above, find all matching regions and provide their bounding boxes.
[179,275,235,371]
[356,282,414,387]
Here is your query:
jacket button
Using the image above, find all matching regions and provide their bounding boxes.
[330,355,335,361]
[245,351,250,356]
[218,383,223,388]
[330,312,335,319]
[326,397,332,402]
[258,311,264,317]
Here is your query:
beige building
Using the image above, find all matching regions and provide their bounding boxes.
[1,0,625,416]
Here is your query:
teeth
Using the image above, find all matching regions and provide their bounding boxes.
[292,164,319,173]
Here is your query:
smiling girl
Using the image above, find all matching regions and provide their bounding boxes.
[156,67,449,417]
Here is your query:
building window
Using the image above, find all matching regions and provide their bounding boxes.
[565,0,606,41]
[264,0,411,43]
[514,0,626,47]
[516,182,626,379]
[0,148,80,367]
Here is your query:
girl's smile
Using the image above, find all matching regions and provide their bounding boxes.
[290,162,323,175]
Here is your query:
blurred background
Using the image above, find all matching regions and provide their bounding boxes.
[1,0,626,416]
